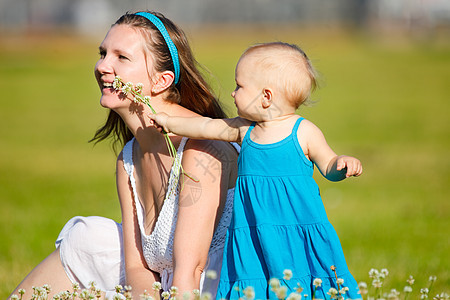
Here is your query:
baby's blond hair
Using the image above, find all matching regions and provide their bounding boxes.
[241,42,317,108]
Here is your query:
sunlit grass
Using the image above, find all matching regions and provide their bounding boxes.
[0,27,448,297]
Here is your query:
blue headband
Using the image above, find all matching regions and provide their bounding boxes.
[136,12,180,85]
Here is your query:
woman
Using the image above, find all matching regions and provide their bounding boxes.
[9,11,238,299]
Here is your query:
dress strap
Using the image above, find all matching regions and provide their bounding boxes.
[242,122,257,143]
[291,117,305,136]
[122,138,135,178]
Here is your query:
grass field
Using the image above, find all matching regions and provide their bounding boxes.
[0,25,449,298]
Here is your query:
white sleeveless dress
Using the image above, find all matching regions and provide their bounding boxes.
[56,137,238,298]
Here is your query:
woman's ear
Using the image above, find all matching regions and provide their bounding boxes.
[152,71,175,94]
[261,88,273,109]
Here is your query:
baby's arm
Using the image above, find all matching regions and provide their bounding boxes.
[149,113,247,143]
[301,120,362,181]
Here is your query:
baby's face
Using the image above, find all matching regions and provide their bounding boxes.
[231,55,265,120]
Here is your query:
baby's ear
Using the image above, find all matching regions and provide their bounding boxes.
[152,70,175,94]
[261,88,273,109]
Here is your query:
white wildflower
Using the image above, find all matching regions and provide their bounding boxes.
[162,291,171,299]
[269,278,281,289]
[243,286,255,300]
[10,295,19,300]
[206,270,218,280]
[296,283,304,293]
[406,275,415,286]
[380,269,389,278]
[358,281,368,295]
[336,278,344,285]
[283,269,293,280]
[121,82,133,95]
[328,288,339,299]
[404,286,413,293]
[313,278,323,287]
[372,278,383,288]
[422,288,430,299]
[193,289,200,296]
[152,282,162,291]
[201,292,212,300]
[433,292,450,300]
[170,286,179,294]
[143,95,151,103]
[276,286,288,299]
[339,287,349,295]
[388,289,400,300]
[135,82,144,93]
[113,294,126,300]
[286,292,302,300]
[113,76,122,90]
[429,276,437,282]
[115,285,123,293]
[369,269,379,279]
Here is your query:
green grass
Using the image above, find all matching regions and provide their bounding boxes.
[1,27,449,298]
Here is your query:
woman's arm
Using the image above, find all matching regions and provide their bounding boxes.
[300,120,362,181]
[116,153,160,298]
[171,139,237,297]
[149,114,249,143]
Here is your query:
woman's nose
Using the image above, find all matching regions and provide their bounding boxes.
[95,57,113,74]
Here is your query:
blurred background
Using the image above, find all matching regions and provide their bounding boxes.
[0,0,449,298]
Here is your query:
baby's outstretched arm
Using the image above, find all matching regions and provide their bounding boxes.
[149,113,246,143]
[302,119,362,182]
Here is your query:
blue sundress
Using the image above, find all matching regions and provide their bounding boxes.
[216,117,361,300]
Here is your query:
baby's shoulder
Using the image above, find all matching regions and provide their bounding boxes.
[296,117,326,143]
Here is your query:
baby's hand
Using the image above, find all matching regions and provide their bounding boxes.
[148,112,170,133]
[336,155,363,178]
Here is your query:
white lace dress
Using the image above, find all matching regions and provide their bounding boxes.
[56,137,237,298]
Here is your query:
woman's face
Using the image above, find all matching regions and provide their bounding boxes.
[94,24,155,110]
